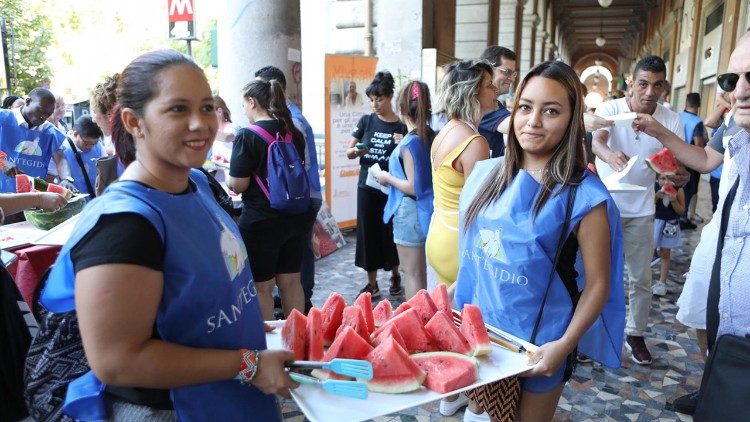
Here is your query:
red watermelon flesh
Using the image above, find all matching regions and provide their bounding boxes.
[364,337,426,393]
[354,292,375,334]
[645,148,678,175]
[411,352,478,393]
[335,305,370,343]
[321,292,346,346]
[15,175,31,193]
[392,302,411,317]
[661,183,677,197]
[383,308,436,354]
[424,311,471,355]
[372,299,392,328]
[372,323,407,351]
[46,183,73,200]
[280,308,307,360]
[430,283,451,315]
[460,304,492,356]
[306,307,324,361]
[406,289,438,325]
[323,325,373,361]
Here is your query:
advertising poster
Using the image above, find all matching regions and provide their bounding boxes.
[324,54,377,229]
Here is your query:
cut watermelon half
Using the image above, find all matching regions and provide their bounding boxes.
[372,323,407,351]
[411,352,478,393]
[363,336,425,393]
[372,299,392,328]
[424,311,471,355]
[430,283,451,315]
[406,289,438,325]
[354,291,375,334]
[306,307,324,361]
[335,305,370,343]
[280,308,308,360]
[645,148,678,175]
[460,304,492,356]
[320,292,346,346]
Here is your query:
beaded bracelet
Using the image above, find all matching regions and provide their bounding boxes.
[236,349,260,385]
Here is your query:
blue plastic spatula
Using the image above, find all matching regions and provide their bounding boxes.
[285,359,373,380]
[289,372,369,399]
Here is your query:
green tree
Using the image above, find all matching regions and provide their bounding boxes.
[0,0,54,95]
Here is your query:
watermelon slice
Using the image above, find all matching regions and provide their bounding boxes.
[306,307,324,361]
[363,337,426,393]
[460,304,492,356]
[280,309,307,360]
[406,289,438,325]
[372,299,392,328]
[424,311,471,355]
[46,183,73,200]
[392,302,411,317]
[372,323,407,351]
[15,175,31,193]
[313,325,374,380]
[354,292,375,334]
[374,308,435,354]
[645,148,678,175]
[321,292,346,346]
[661,183,677,197]
[335,305,370,343]
[430,283,451,315]
[411,352,478,393]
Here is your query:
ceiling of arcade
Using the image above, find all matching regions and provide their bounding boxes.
[553,0,657,77]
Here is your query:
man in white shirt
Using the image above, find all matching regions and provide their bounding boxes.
[592,55,684,365]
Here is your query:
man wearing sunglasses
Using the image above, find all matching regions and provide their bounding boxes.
[632,31,750,416]
[478,45,517,158]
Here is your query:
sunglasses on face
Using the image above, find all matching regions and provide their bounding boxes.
[717,71,750,92]
[497,67,518,78]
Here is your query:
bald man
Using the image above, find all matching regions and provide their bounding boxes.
[0,88,69,195]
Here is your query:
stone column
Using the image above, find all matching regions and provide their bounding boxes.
[497,0,522,53]
[376,0,425,78]
[455,0,490,59]
[519,11,539,78]
[217,0,301,124]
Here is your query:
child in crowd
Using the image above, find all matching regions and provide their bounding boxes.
[652,173,685,296]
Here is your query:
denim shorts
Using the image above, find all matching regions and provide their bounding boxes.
[392,196,426,247]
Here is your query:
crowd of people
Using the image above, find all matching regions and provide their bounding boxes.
[1,29,749,422]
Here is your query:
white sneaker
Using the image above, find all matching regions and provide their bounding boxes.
[652,282,667,296]
[463,407,491,422]
[439,393,469,416]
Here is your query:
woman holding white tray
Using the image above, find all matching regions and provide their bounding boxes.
[455,61,625,421]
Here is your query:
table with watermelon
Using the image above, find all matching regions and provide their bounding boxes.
[268,285,538,422]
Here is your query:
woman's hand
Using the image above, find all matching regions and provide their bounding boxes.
[37,192,67,212]
[376,171,391,186]
[251,349,300,398]
[522,339,573,378]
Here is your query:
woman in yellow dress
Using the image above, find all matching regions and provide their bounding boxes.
[426,60,499,287]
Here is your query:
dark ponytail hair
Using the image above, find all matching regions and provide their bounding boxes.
[241,79,301,140]
[365,71,395,98]
[113,49,202,165]
[397,81,432,148]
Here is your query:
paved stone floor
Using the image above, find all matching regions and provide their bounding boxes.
[280,180,714,421]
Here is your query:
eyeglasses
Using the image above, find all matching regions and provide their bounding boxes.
[717,71,750,92]
[497,67,518,79]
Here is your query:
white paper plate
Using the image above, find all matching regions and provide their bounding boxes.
[268,322,537,422]
[607,112,637,127]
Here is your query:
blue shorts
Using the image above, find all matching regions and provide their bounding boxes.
[392,197,426,247]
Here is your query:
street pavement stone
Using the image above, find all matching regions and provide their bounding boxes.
[281,180,714,421]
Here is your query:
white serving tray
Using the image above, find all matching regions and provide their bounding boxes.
[266,320,537,422]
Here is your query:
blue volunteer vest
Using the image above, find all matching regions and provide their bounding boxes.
[41,169,279,421]
[289,102,322,197]
[61,139,103,198]
[455,158,625,368]
[680,110,703,145]
[382,133,434,235]
[0,110,65,192]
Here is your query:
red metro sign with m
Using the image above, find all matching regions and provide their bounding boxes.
[168,0,194,22]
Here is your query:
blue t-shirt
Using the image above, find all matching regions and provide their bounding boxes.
[479,102,511,158]
[61,138,104,197]
[0,109,65,192]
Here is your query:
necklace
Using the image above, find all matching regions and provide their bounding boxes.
[524,168,547,175]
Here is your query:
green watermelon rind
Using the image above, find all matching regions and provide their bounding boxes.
[24,196,85,230]
[361,337,426,394]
